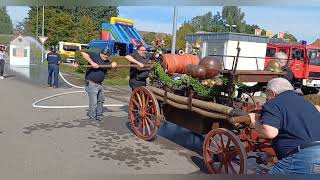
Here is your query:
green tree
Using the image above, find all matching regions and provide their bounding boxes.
[25,8,74,46]
[163,34,172,49]
[189,12,214,32]
[142,32,157,45]
[77,16,100,44]
[222,6,246,33]
[24,6,118,47]
[272,32,298,43]
[0,7,13,34]
[244,24,260,35]
[176,22,196,50]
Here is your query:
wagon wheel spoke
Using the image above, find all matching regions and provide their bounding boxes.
[132,99,140,109]
[207,147,220,154]
[146,112,156,117]
[136,92,143,109]
[223,162,228,174]
[227,161,237,174]
[145,115,155,129]
[210,137,222,150]
[140,91,146,109]
[225,138,231,149]
[145,94,150,107]
[146,104,154,112]
[219,134,225,150]
[144,118,151,136]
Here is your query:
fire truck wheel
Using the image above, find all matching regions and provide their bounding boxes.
[301,86,319,95]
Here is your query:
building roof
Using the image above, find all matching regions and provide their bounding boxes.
[310,39,320,47]
[10,35,30,46]
[185,32,269,43]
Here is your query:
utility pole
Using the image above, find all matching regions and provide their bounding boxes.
[171,6,178,54]
[41,6,44,63]
[36,6,38,38]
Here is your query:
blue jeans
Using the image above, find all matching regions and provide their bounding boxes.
[269,145,320,174]
[85,81,105,120]
[48,64,59,86]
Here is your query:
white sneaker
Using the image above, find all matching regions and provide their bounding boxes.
[0,76,4,79]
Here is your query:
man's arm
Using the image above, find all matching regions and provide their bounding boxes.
[58,54,62,64]
[249,113,279,139]
[125,55,144,67]
[81,51,99,68]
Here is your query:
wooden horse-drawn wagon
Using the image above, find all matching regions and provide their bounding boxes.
[128,45,283,174]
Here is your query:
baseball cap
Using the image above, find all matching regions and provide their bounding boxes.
[100,47,112,56]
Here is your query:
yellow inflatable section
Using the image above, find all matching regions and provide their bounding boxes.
[110,17,135,25]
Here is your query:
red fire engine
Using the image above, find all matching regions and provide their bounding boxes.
[265,43,320,94]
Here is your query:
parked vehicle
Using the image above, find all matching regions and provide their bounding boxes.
[58,41,87,62]
[265,43,320,94]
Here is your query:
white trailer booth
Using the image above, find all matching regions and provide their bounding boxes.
[185,32,269,71]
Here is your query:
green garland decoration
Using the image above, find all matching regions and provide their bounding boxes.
[151,63,224,97]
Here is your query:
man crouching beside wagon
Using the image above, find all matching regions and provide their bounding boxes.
[249,77,320,174]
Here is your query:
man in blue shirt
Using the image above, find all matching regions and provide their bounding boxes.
[47,47,61,88]
[81,47,117,123]
[249,78,320,174]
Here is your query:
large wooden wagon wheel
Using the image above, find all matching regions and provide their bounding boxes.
[129,87,161,141]
[203,128,247,174]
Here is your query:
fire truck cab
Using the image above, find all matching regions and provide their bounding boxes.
[265,43,320,95]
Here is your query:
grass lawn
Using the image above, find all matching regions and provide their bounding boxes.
[60,63,129,86]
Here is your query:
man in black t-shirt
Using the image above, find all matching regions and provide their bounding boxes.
[249,78,320,174]
[81,48,117,123]
[125,45,152,91]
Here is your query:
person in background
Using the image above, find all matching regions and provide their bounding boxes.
[125,45,152,91]
[274,52,294,84]
[0,45,6,79]
[81,47,117,124]
[47,47,61,88]
[249,78,320,174]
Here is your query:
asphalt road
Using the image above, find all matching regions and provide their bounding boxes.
[0,65,269,179]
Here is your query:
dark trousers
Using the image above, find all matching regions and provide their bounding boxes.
[129,78,146,91]
[48,64,59,87]
[0,59,4,76]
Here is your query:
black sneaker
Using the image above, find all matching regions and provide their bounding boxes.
[88,118,102,126]
[96,116,103,121]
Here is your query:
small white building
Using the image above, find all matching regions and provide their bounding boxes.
[9,35,31,66]
[185,32,269,71]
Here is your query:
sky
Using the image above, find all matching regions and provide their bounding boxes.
[6,5,320,43]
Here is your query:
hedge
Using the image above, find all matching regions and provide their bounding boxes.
[74,50,130,79]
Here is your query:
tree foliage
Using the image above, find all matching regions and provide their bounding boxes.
[142,32,157,45]
[272,32,298,43]
[0,7,13,34]
[222,6,246,33]
[175,6,298,50]
[24,6,118,47]
[176,22,196,50]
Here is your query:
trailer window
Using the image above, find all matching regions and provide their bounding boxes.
[63,45,80,52]
[266,48,276,57]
